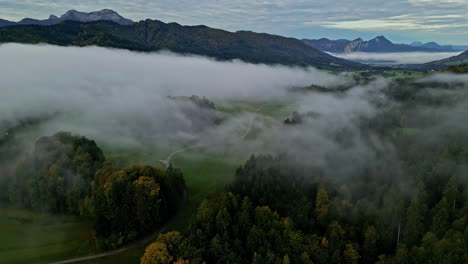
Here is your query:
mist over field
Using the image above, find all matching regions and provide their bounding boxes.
[0,44,348,147]
[0,43,398,193]
[329,51,462,65]
[2,43,468,181]
[2,43,468,185]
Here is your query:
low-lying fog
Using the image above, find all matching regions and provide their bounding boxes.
[1,43,468,184]
[0,43,348,149]
[329,51,461,65]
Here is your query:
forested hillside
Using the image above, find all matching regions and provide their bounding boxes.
[0,20,363,70]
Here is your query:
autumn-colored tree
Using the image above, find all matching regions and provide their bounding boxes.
[134,176,162,229]
[141,242,174,264]
[156,232,187,253]
[343,244,360,264]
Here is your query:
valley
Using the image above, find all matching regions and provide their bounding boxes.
[1,4,468,264]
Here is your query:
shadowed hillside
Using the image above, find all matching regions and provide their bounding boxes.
[0,20,364,70]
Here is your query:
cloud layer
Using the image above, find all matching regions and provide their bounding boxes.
[2,43,468,188]
[0,43,345,149]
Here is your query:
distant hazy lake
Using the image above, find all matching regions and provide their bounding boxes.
[328,51,462,65]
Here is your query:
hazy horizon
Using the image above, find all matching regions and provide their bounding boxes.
[329,51,462,65]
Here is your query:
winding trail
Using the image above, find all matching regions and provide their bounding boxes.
[48,190,186,264]
[48,103,265,264]
[48,225,168,264]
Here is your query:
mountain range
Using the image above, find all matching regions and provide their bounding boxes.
[410,41,468,53]
[1,9,466,70]
[303,36,466,53]
[0,9,134,27]
[0,10,363,70]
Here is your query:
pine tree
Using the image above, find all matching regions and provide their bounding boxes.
[404,184,427,247]
[363,226,378,263]
[431,198,450,238]
[315,187,330,228]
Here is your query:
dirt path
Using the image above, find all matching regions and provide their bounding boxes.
[47,191,186,264]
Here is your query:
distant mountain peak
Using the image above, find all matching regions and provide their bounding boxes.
[411,41,423,46]
[63,9,78,14]
[0,9,134,27]
[59,9,134,25]
[100,9,120,14]
[370,36,392,44]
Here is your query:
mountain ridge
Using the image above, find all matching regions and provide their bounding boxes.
[0,19,364,70]
[0,9,134,26]
[303,36,463,53]
[426,50,468,67]
[410,41,459,51]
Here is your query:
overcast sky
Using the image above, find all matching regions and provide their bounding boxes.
[1,0,467,45]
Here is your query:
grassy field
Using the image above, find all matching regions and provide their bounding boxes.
[0,208,94,264]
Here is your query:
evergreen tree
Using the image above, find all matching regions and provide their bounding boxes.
[404,184,428,247]
[315,187,330,228]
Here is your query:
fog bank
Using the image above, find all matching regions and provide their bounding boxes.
[0,43,346,146]
[328,51,462,65]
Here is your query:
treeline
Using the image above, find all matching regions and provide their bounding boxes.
[169,95,216,110]
[143,79,468,263]
[5,132,185,249]
[447,65,468,73]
